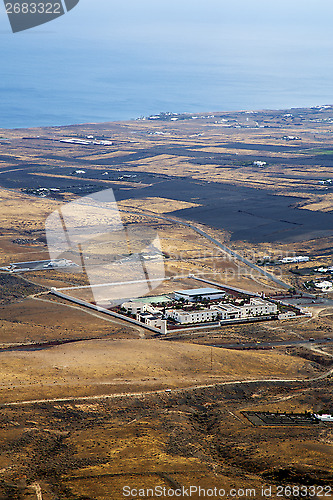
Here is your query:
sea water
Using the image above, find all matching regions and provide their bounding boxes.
[1,0,333,128]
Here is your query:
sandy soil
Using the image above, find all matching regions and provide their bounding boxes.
[0,339,319,404]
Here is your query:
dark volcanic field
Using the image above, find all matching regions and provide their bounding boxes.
[1,162,333,243]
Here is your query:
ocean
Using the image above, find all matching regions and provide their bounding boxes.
[1,0,333,129]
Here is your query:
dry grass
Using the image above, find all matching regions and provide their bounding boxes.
[0,297,138,344]
[118,197,201,214]
[0,339,317,403]
[0,188,59,232]
[300,194,333,212]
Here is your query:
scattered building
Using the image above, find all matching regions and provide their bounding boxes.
[315,281,333,291]
[121,301,149,315]
[4,259,78,272]
[314,414,333,422]
[282,135,301,141]
[300,309,312,317]
[44,259,76,269]
[280,256,309,264]
[316,266,333,273]
[136,312,167,334]
[95,140,112,145]
[278,311,297,320]
[253,161,267,167]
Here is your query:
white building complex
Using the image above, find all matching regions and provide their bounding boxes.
[121,292,279,329]
[241,298,278,317]
[166,298,278,325]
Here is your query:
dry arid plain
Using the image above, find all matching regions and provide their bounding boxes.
[0,107,333,499]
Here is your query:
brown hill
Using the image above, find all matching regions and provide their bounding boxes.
[0,339,318,403]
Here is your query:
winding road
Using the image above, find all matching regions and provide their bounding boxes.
[119,208,291,289]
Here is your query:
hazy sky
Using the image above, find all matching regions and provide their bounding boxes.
[2,0,331,78]
[1,0,333,126]
[2,0,333,46]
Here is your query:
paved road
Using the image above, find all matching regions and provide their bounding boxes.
[119,209,291,290]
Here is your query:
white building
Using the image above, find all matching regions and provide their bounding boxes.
[314,414,333,422]
[212,298,278,321]
[316,266,333,273]
[211,304,243,320]
[315,281,333,291]
[240,298,278,318]
[121,301,150,315]
[280,256,309,264]
[136,312,167,334]
[165,308,219,324]
[174,287,225,302]
[167,298,278,325]
[278,311,297,320]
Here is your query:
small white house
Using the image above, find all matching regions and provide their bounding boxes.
[314,414,333,422]
[280,256,309,264]
[136,312,167,334]
[315,281,333,291]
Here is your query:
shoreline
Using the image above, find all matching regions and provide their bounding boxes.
[1,103,333,132]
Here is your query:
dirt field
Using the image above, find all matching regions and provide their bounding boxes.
[0,297,139,343]
[0,379,332,499]
[0,108,333,499]
[0,338,317,405]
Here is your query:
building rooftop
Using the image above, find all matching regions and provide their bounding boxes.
[174,287,224,296]
[213,304,240,312]
[166,308,217,315]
